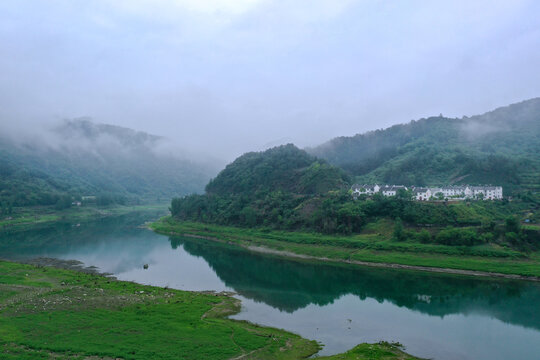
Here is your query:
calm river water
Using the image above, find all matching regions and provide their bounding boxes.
[2,211,540,360]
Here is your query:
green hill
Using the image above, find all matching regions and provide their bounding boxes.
[0,119,219,207]
[168,101,539,245]
[206,144,350,196]
[308,98,540,196]
[170,144,352,231]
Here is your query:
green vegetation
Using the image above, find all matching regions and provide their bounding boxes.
[172,144,353,232]
[319,342,421,360]
[171,186,539,248]
[0,118,218,208]
[151,218,540,278]
[0,260,422,360]
[309,98,540,197]
[0,260,320,359]
[169,142,539,263]
[205,144,349,196]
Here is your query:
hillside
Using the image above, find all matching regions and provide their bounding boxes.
[308,98,540,196]
[170,144,352,230]
[206,144,350,196]
[0,118,220,207]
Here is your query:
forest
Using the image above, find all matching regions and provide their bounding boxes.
[308,98,540,196]
[0,119,218,209]
[170,144,539,250]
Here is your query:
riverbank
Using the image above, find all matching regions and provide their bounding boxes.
[0,204,168,232]
[0,260,421,359]
[150,217,540,280]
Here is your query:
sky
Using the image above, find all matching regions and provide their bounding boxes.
[1,0,539,160]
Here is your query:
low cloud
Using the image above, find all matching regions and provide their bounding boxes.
[0,1,539,160]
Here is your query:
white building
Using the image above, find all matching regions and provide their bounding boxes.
[352,184,503,201]
[351,184,380,196]
[413,187,431,201]
[380,185,408,197]
[469,186,503,200]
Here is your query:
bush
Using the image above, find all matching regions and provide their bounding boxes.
[393,218,405,241]
[417,229,432,243]
[434,227,482,246]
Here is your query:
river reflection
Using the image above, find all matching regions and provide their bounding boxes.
[2,214,540,359]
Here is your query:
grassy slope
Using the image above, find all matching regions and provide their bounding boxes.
[0,204,168,232]
[151,218,540,278]
[0,261,422,360]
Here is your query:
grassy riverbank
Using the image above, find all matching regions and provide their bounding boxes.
[0,260,421,360]
[0,204,168,232]
[151,217,540,278]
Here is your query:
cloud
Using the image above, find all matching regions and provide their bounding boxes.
[111,0,263,17]
[0,0,539,160]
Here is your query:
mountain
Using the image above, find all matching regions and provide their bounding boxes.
[170,108,538,236]
[0,118,220,207]
[308,98,540,195]
[170,144,352,231]
[206,144,350,196]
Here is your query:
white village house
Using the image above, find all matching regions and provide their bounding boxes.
[351,184,381,195]
[351,184,503,201]
[380,185,408,197]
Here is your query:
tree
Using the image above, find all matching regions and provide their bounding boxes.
[54,195,72,210]
[418,229,431,243]
[393,218,405,241]
[505,216,520,233]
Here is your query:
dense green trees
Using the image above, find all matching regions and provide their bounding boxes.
[205,144,349,196]
[172,145,352,233]
[309,98,540,196]
[167,99,540,246]
[172,180,539,245]
[0,119,218,208]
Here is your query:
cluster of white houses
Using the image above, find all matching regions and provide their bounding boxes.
[351,184,503,201]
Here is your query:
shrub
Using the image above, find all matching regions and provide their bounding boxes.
[417,229,432,243]
[434,227,481,246]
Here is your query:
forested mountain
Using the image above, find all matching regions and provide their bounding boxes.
[168,121,539,249]
[0,118,219,207]
[169,142,540,248]
[170,144,353,230]
[308,98,540,195]
[206,144,350,196]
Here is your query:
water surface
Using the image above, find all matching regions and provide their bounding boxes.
[2,212,540,360]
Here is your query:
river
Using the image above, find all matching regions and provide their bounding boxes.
[2,211,540,360]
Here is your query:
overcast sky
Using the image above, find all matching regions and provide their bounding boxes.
[1,0,539,159]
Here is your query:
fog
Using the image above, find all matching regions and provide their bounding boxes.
[1,0,539,161]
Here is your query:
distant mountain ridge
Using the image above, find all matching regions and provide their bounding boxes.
[54,118,163,150]
[308,98,540,195]
[0,118,220,207]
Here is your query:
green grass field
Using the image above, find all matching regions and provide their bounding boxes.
[0,260,422,359]
[151,218,540,278]
[0,260,318,359]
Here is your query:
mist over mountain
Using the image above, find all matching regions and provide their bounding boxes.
[308,98,540,194]
[0,118,222,206]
